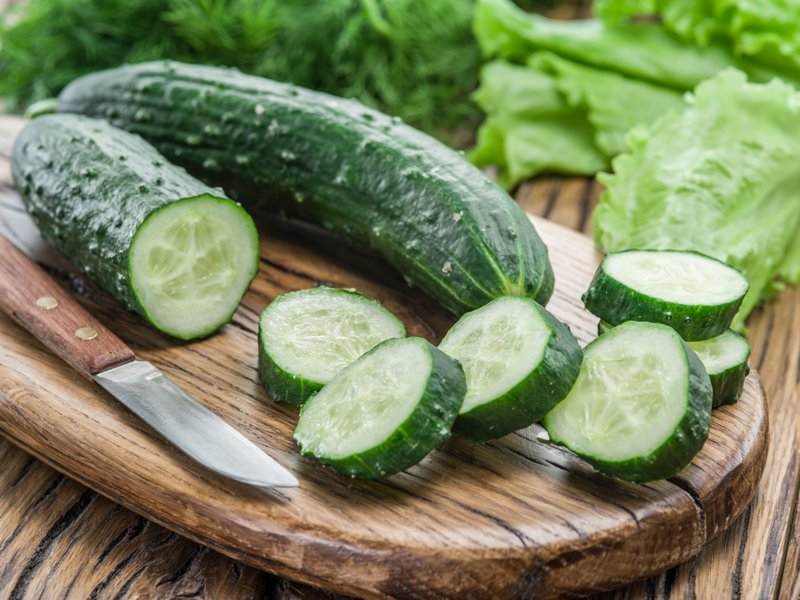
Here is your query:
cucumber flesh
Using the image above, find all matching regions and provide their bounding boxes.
[599,321,750,407]
[543,321,712,482]
[439,296,582,442]
[688,330,750,407]
[258,288,406,405]
[294,337,465,478]
[583,250,748,340]
[130,195,259,339]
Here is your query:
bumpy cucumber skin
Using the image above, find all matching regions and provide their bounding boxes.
[449,299,583,443]
[545,324,713,483]
[258,288,406,405]
[600,321,749,407]
[10,114,258,340]
[582,250,746,341]
[58,60,554,316]
[295,338,466,479]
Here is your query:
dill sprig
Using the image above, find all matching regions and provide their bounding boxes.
[0,0,485,137]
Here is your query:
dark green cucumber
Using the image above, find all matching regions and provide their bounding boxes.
[58,60,554,316]
[599,321,750,408]
[439,296,582,442]
[543,321,712,483]
[293,337,466,479]
[258,287,406,405]
[582,250,748,341]
[11,114,259,340]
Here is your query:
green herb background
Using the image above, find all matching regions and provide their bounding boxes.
[0,0,554,139]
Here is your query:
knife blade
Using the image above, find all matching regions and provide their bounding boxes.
[0,233,298,488]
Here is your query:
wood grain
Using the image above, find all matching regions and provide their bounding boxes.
[0,116,771,598]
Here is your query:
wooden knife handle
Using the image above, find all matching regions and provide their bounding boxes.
[0,234,134,379]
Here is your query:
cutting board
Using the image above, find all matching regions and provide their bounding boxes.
[0,122,767,599]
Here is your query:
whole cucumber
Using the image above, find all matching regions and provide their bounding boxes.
[59,61,554,315]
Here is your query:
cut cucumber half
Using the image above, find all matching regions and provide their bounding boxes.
[258,287,406,405]
[130,195,259,339]
[688,330,750,408]
[439,296,582,442]
[543,321,712,483]
[294,337,465,479]
[599,321,750,408]
[582,250,749,341]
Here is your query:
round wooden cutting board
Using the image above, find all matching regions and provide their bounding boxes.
[0,173,767,597]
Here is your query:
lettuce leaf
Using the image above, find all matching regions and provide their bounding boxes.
[474,0,800,90]
[469,54,683,184]
[596,0,800,73]
[595,70,800,327]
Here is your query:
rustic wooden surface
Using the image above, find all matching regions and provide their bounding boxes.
[0,114,784,598]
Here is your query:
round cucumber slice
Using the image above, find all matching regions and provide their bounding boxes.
[688,330,750,408]
[294,337,466,478]
[582,250,749,341]
[258,287,406,405]
[599,321,750,408]
[543,321,712,483]
[129,194,259,340]
[439,296,582,442]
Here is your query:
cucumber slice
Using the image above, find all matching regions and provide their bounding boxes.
[439,296,582,442]
[688,330,750,408]
[543,321,712,483]
[582,250,749,341]
[258,287,406,405]
[599,321,750,408]
[130,196,259,339]
[294,337,465,479]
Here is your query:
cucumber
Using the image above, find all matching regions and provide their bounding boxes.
[582,250,748,341]
[11,114,259,340]
[439,296,582,442]
[688,330,750,408]
[293,337,466,479]
[543,321,712,483]
[258,287,406,405]
[599,321,750,408]
[58,60,554,316]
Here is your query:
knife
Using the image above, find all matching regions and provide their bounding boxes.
[0,233,298,488]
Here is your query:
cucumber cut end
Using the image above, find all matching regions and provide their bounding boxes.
[260,288,406,388]
[604,250,748,306]
[440,297,549,413]
[544,323,690,463]
[129,194,258,339]
[294,338,431,460]
[688,330,750,374]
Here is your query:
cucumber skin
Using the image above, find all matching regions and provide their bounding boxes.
[10,114,256,340]
[58,61,554,316]
[258,348,321,407]
[546,326,713,483]
[599,321,749,408]
[451,300,583,443]
[709,361,749,408]
[295,338,466,479]
[257,288,406,406]
[582,251,745,341]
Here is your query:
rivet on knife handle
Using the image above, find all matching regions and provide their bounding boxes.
[0,234,134,379]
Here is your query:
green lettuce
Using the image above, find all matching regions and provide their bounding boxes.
[596,0,800,73]
[470,0,800,181]
[595,70,800,327]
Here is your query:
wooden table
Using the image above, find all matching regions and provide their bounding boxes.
[0,108,798,600]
